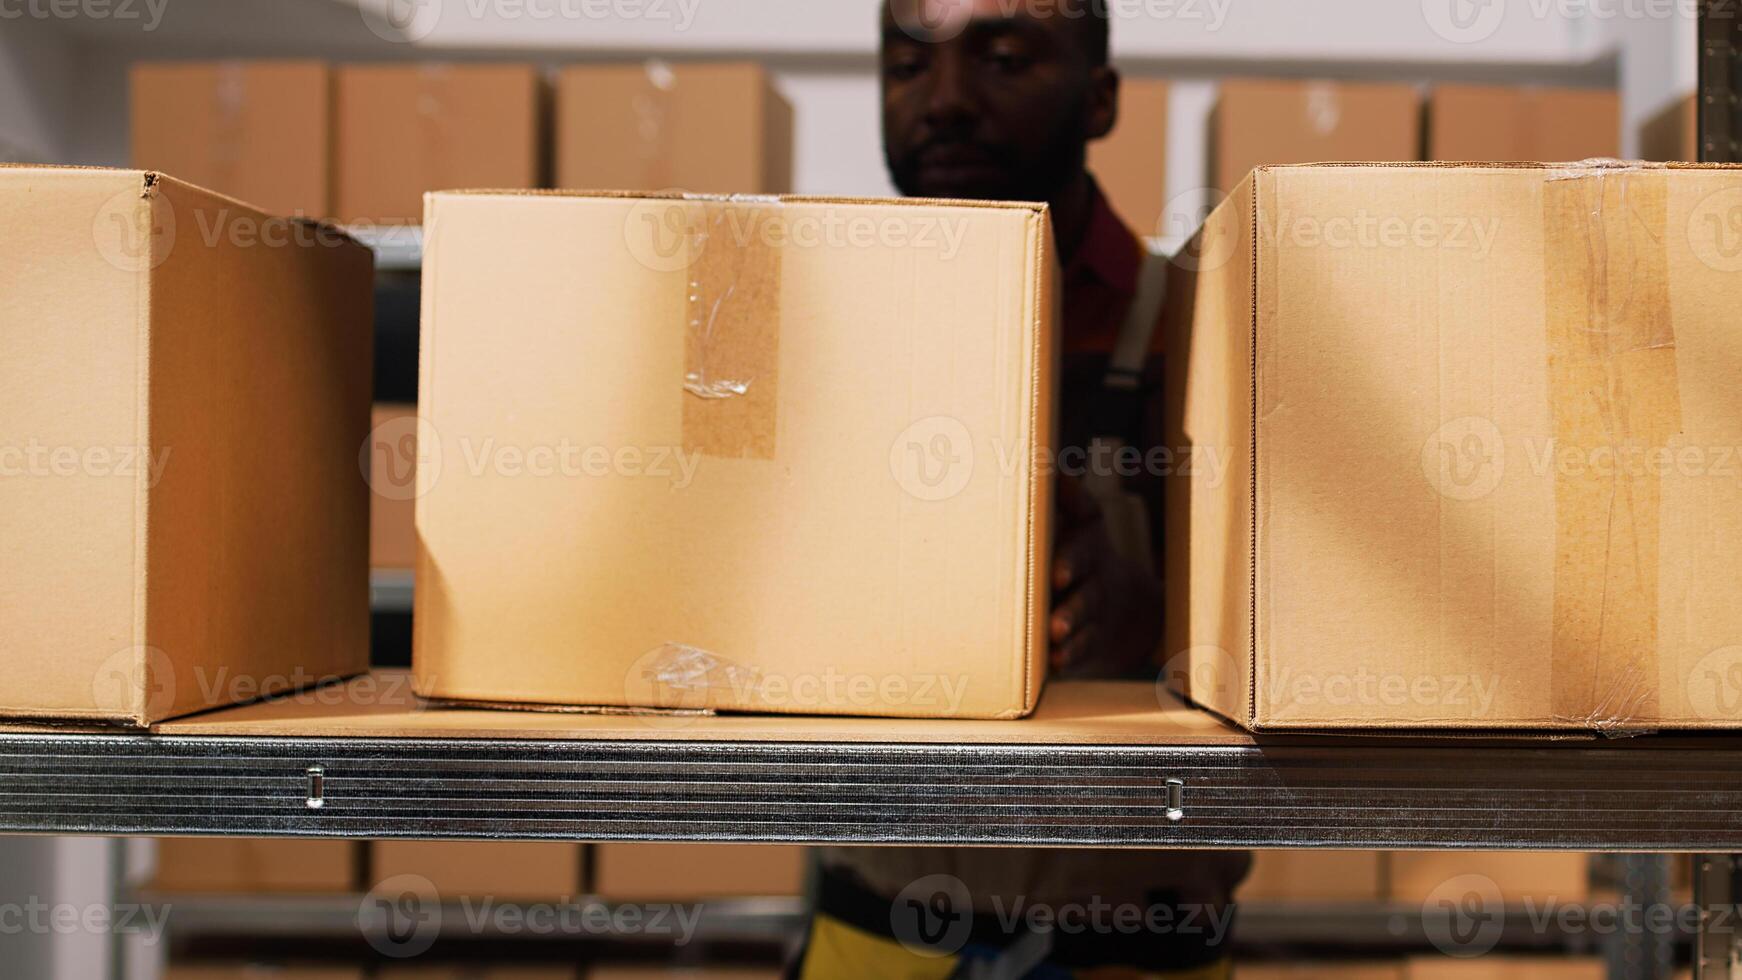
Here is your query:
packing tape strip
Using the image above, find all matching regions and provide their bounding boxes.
[681,199,783,459]
[1542,162,1682,731]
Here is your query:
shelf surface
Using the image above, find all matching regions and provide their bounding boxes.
[4,674,1742,851]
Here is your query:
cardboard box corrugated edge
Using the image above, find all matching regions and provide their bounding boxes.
[412,191,1053,719]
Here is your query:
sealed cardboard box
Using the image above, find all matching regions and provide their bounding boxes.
[1210,79,1420,192]
[1242,966,1404,980]
[369,403,420,570]
[0,167,373,725]
[1406,958,1604,980]
[1089,79,1169,237]
[1163,162,1742,731]
[1237,851,1384,902]
[153,839,360,894]
[372,841,584,900]
[1389,852,1588,904]
[1429,85,1620,162]
[131,61,331,218]
[1641,94,1700,163]
[414,191,1054,719]
[335,64,543,225]
[555,62,793,194]
[594,844,806,900]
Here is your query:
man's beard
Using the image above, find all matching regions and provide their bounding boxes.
[885,124,1088,204]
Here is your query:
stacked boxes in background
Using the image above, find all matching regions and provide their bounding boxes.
[1238,851,1385,902]
[334,64,545,226]
[1641,93,1700,162]
[1428,85,1620,161]
[412,191,1055,719]
[165,968,365,980]
[1163,162,1742,731]
[1241,966,1404,980]
[1388,852,1590,906]
[1209,79,1421,193]
[0,167,373,725]
[130,61,332,218]
[153,839,362,893]
[594,844,806,899]
[373,841,586,900]
[1089,79,1170,238]
[555,63,794,194]
[1404,960,1605,979]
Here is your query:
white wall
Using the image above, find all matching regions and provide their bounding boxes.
[0,18,79,162]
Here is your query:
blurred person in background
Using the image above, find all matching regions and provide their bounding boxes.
[790,1,1249,977]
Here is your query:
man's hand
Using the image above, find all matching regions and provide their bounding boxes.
[1050,476,1166,678]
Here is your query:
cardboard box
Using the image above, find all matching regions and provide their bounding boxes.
[1210,79,1420,192]
[380,967,578,980]
[1242,966,1404,980]
[167,969,365,980]
[414,191,1055,719]
[1641,94,1700,163]
[1405,958,1604,980]
[594,844,806,900]
[555,62,792,195]
[153,839,360,894]
[1162,162,1742,731]
[371,841,584,900]
[369,403,420,570]
[1089,78,1169,238]
[131,61,331,219]
[1429,85,1620,162]
[1389,852,1588,905]
[0,167,373,725]
[334,64,543,225]
[1237,851,1384,902]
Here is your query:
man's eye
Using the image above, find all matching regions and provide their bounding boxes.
[983,50,1033,73]
[884,56,927,81]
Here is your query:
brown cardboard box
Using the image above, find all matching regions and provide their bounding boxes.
[1090,78,1169,238]
[413,191,1055,719]
[380,967,578,980]
[594,844,806,900]
[1162,162,1742,731]
[335,64,543,225]
[1210,79,1420,192]
[369,403,420,570]
[372,841,585,900]
[0,167,372,725]
[167,969,365,980]
[555,62,792,195]
[153,839,360,894]
[1388,852,1589,904]
[1405,958,1604,979]
[131,61,331,219]
[1642,94,1700,162]
[1237,851,1385,902]
[1242,966,1404,980]
[1429,85,1620,162]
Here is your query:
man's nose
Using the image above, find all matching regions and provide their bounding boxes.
[922,50,978,129]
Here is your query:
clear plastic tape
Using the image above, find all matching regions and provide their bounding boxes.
[1541,159,1680,733]
[641,643,762,693]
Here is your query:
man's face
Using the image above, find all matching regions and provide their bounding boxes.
[881,0,1114,203]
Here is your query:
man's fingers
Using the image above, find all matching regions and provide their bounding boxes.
[1050,581,1096,645]
[1053,524,1105,592]
[1051,624,1097,673]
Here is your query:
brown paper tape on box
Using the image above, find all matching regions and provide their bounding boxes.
[682,198,782,460]
[1543,160,1681,731]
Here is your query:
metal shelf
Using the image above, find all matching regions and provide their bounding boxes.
[370,569,414,613]
[6,727,1742,850]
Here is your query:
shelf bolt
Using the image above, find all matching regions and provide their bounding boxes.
[306,765,326,810]
[1165,778,1185,822]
